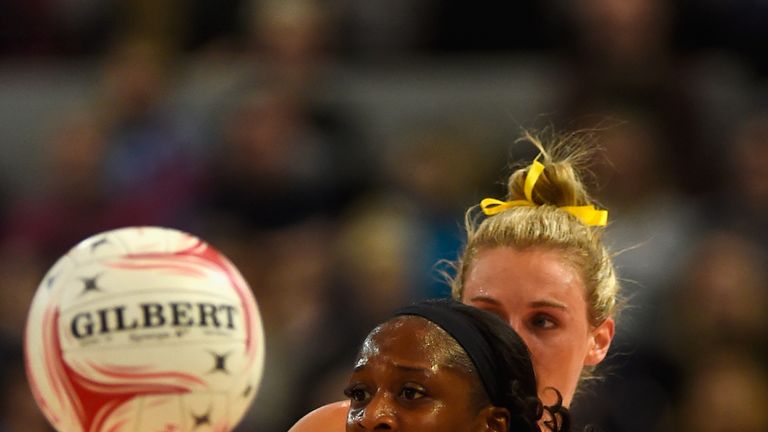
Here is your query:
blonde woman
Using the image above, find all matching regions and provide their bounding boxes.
[290,132,619,430]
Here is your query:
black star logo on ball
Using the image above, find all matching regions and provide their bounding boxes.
[79,275,102,295]
[242,383,254,398]
[208,351,231,374]
[45,274,58,290]
[90,237,109,252]
[192,409,211,428]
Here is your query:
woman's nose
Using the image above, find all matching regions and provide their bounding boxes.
[358,392,398,430]
[507,318,523,335]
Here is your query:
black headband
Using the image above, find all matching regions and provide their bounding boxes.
[393,302,506,408]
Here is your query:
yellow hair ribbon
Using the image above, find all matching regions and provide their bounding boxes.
[479,158,608,227]
[523,158,544,202]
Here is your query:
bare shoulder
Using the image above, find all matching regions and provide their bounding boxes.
[288,400,350,432]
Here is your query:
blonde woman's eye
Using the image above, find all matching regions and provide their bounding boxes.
[399,386,426,401]
[531,314,556,329]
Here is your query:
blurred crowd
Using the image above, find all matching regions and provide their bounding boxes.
[1,0,767,431]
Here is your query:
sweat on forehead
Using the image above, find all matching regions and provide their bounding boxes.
[355,316,475,374]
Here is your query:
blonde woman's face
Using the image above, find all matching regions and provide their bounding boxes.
[461,247,614,407]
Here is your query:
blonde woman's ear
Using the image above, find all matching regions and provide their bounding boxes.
[585,317,615,366]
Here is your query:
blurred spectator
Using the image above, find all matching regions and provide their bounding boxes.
[246,0,334,90]
[94,36,202,227]
[333,197,424,325]
[721,111,768,250]
[550,0,677,108]
[197,84,368,235]
[1,109,112,261]
[2,49,200,260]
[554,0,710,196]
[563,0,673,76]
[289,196,428,414]
[381,123,500,298]
[663,231,768,361]
[587,112,702,346]
[676,350,768,432]
[0,108,130,345]
[194,0,370,236]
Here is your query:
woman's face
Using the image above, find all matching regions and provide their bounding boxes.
[345,318,502,432]
[461,247,614,406]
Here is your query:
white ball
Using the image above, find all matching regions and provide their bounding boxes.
[24,227,265,432]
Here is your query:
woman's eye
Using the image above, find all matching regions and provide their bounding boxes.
[344,386,370,403]
[399,386,426,401]
[530,314,556,330]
